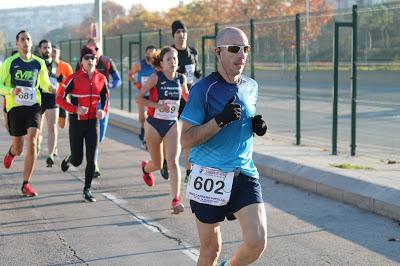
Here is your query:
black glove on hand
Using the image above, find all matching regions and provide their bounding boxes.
[215,96,241,128]
[252,115,267,136]
[57,74,64,83]
[194,69,202,79]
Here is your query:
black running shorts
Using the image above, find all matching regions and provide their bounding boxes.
[40,92,58,114]
[7,104,42,136]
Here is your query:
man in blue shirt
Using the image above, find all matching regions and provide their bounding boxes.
[181,27,268,266]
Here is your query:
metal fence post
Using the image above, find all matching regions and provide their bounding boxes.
[332,23,339,155]
[139,31,143,60]
[127,38,141,113]
[250,19,255,79]
[295,14,301,145]
[214,23,219,72]
[129,41,133,112]
[103,36,107,54]
[202,35,217,77]
[119,34,124,110]
[68,39,72,65]
[202,36,206,78]
[332,6,357,156]
[158,29,162,48]
[350,5,358,156]
[120,34,124,110]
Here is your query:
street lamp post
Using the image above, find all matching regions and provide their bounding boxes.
[94,0,103,54]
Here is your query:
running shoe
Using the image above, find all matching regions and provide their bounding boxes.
[61,155,70,172]
[160,160,169,180]
[83,189,96,202]
[3,149,15,169]
[21,183,38,197]
[46,155,54,168]
[141,161,154,187]
[171,198,184,214]
[93,164,101,178]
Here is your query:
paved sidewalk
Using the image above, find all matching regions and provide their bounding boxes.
[109,108,400,221]
[0,120,198,265]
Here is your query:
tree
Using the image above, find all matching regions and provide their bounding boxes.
[359,4,394,49]
[103,1,125,23]
[104,4,164,34]
[47,0,334,54]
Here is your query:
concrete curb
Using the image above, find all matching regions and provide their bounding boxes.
[109,108,400,221]
[253,153,400,221]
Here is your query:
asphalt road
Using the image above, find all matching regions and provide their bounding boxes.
[1,123,399,265]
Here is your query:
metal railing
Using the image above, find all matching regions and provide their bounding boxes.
[2,3,399,158]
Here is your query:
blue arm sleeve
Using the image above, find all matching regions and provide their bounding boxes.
[109,71,122,89]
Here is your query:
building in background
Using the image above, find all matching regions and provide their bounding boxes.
[0,3,92,47]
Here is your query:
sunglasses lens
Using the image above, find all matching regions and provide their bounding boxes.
[226,46,250,54]
[84,55,95,60]
[227,46,241,53]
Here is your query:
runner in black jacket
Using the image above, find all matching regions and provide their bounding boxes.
[168,20,201,182]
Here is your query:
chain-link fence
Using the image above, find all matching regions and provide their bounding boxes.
[2,3,399,158]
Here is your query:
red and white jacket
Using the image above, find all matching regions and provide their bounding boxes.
[56,68,109,120]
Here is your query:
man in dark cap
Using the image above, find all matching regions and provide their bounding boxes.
[159,20,201,182]
[171,20,201,92]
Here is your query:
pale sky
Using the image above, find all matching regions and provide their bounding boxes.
[0,0,187,11]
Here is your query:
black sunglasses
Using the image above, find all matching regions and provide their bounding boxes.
[83,54,96,60]
[218,45,250,54]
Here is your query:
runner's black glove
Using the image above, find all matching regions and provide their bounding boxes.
[194,69,201,79]
[215,96,241,128]
[57,74,64,82]
[252,115,267,136]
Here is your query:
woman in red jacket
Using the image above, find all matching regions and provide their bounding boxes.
[56,46,109,202]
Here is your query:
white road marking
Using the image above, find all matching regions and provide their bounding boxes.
[102,192,198,262]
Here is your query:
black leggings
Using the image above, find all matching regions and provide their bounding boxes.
[69,117,98,190]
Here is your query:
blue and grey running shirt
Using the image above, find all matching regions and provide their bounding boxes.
[180,72,259,178]
[138,59,155,97]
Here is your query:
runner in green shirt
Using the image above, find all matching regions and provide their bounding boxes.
[0,30,56,197]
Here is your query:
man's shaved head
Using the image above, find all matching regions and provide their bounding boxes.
[214,27,250,83]
[216,27,249,46]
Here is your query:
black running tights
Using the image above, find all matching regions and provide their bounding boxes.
[69,118,98,190]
